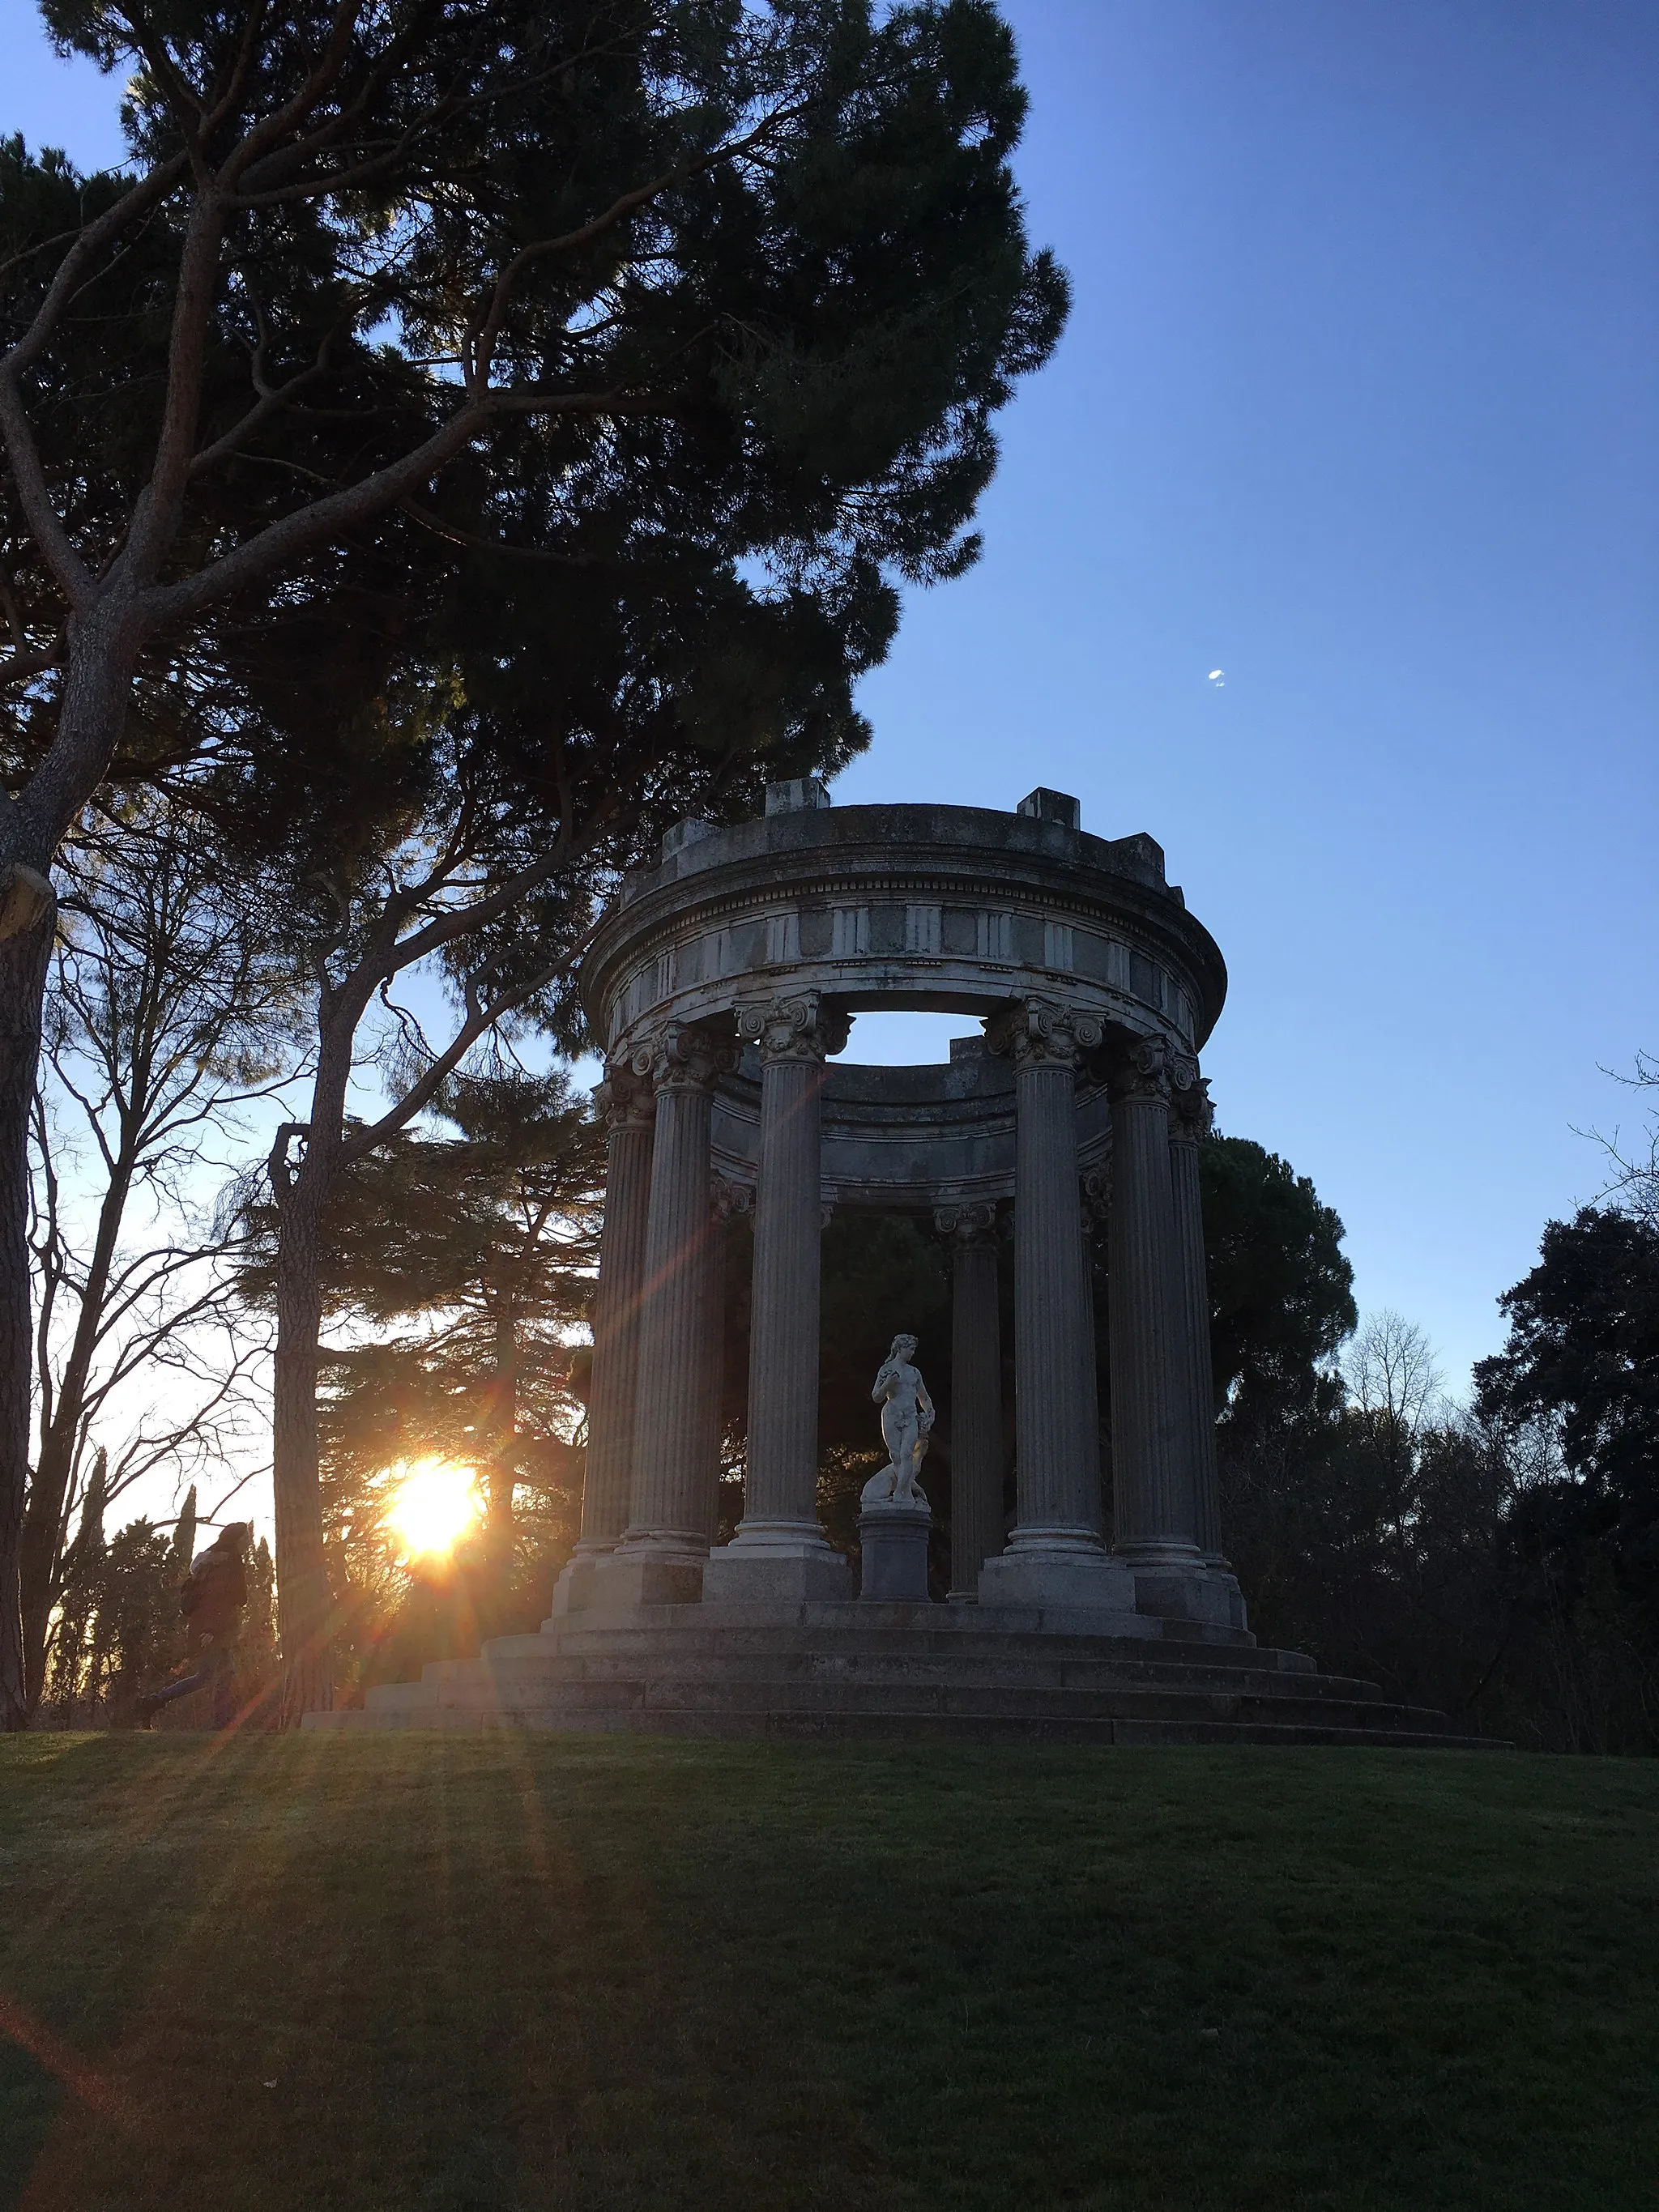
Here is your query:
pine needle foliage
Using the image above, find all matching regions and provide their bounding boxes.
[241,1068,604,1684]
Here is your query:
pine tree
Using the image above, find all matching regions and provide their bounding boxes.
[237,1536,279,1724]
[241,1068,604,1665]
[84,1519,177,1720]
[168,1485,198,1582]
[0,0,1068,1720]
[42,1444,105,1717]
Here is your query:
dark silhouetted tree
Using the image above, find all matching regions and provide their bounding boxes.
[240,1068,603,1693]
[0,0,1068,1721]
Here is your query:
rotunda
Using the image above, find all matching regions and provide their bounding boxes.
[311,778,1495,1743]
[554,775,1245,1635]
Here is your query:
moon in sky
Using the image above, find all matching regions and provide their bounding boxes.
[1208,668,1226,685]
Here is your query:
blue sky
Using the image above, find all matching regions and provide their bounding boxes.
[7,2,1657,1396]
[842,0,1659,1392]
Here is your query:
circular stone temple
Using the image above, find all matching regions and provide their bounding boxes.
[554,776,1247,1637]
[309,779,1499,1742]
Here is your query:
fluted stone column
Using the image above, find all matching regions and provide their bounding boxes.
[591,1021,733,1609]
[704,991,853,1605]
[697,1178,752,1542]
[1168,1064,1247,1630]
[547,1063,654,1618]
[935,1204,1004,1600]
[1105,1036,1226,1626]
[1079,1169,1107,1520]
[978,999,1141,1621]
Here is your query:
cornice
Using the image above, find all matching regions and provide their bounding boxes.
[582,826,1227,1042]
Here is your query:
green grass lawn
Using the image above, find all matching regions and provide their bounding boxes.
[0,1737,1654,2212]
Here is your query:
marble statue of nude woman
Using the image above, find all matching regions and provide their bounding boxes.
[865,1334,936,1506]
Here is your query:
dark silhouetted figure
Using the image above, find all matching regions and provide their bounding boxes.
[139,1524,252,1730]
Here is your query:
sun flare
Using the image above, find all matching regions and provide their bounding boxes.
[384,1459,482,1562]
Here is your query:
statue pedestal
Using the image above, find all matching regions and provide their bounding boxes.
[858,1499,933,1604]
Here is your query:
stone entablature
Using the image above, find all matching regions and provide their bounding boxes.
[582,799,1226,1073]
[704,1039,1114,1213]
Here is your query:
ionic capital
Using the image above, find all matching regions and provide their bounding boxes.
[597,1056,656,1132]
[737,990,851,1066]
[1167,1059,1213,1146]
[711,1173,754,1222]
[933,1200,1000,1249]
[1104,1034,1175,1106]
[984,995,1103,1072]
[631,1018,736,1095]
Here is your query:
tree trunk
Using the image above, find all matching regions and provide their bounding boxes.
[0,607,141,1723]
[0,918,54,1726]
[19,1154,138,1707]
[269,1002,361,1724]
[271,1151,335,1723]
[485,1306,519,1557]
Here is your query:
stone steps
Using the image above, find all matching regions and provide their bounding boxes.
[527,1602,1264,1653]
[309,1702,1492,1751]
[313,1667,1473,1747]
[301,1607,1505,1750]
[469,1621,1375,1698]
[507,1623,1312,1674]
[431,1680,1439,1730]
[461,1650,1385,1703]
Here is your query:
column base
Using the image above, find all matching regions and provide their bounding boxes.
[544,1544,613,1622]
[977,1541,1140,1617]
[702,1522,853,1605]
[858,1502,932,1605]
[1201,1558,1250,1632]
[1123,1555,1248,1631]
[1203,1566,1256,1636]
[948,1542,1005,1603]
[586,1536,707,1611]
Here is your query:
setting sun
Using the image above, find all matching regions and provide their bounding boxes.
[383,1459,482,1563]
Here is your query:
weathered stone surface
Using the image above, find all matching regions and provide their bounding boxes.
[714,991,851,1599]
[1168,1067,1248,1632]
[858,1500,932,1604]
[591,796,1222,1216]
[766,774,832,815]
[690,1174,729,1544]
[936,1204,1004,1599]
[591,1021,733,1609]
[1102,1037,1216,1623]
[868,1333,934,1505]
[976,1549,1144,1622]
[304,1606,1505,1747]
[548,1064,653,1618]
[981,999,1115,1604]
[544,783,1281,1706]
[701,1549,854,1604]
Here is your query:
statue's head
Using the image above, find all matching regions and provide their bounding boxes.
[889,1332,917,1360]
